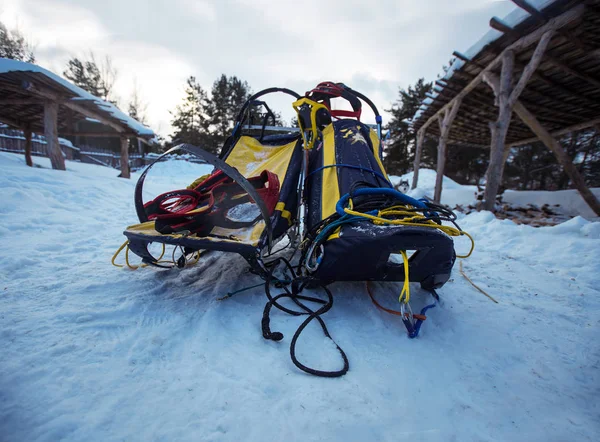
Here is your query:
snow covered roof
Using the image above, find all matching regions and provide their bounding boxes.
[414,0,557,122]
[411,0,600,146]
[414,0,560,122]
[0,58,154,138]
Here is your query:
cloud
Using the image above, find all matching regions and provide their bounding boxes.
[1,0,515,136]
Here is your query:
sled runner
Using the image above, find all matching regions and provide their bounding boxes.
[114,82,474,377]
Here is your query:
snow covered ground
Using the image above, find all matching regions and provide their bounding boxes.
[1,152,599,442]
[392,169,600,220]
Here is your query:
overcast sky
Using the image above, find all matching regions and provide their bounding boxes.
[1,0,514,137]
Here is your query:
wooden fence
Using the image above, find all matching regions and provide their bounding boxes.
[0,128,147,169]
[0,128,78,160]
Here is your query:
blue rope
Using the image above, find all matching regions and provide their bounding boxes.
[409,303,437,338]
[308,164,392,188]
[313,214,366,245]
[336,188,428,216]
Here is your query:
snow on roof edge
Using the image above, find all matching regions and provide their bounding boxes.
[0,58,155,137]
[412,0,558,123]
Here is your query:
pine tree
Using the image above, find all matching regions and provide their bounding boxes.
[206,74,252,152]
[384,78,433,174]
[170,76,211,150]
[128,80,148,124]
[63,53,118,104]
[0,21,35,62]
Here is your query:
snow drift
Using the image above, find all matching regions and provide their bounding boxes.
[392,168,600,221]
[1,153,599,442]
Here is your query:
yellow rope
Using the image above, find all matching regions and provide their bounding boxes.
[398,250,410,304]
[125,244,141,270]
[111,241,129,268]
[112,241,171,270]
[459,261,499,303]
[189,250,202,264]
[343,200,475,259]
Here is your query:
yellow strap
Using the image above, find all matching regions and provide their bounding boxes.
[398,250,411,304]
[275,202,292,225]
[292,97,330,150]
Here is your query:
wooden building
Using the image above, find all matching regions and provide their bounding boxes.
[0,59,155,178]
[411,0,600,216]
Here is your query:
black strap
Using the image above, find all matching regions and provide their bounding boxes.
[134,143,274,250]
[261,258,349,378]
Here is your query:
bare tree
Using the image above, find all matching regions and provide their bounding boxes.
[98,53,118,105]
[128,79,148,124]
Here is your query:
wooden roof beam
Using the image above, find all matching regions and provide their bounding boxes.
[508,115,600,146]
[416,4,585,132]
[58,131,138,138]
[490,17,513,34]
[450,47,596,116]
[0,115,24,129]
[511,0,600,61]
[0,98,45,105]
[511,0,545,20]
[62,102,126,134]
[441,75,582,128]
[16,80,127,134]
[491,13,600,92]
[441,78,582,123]
[543,55,600,90]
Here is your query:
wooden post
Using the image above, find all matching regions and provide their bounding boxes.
[483,51,514,210]
[500,145,511,178]
[434,125,446,203]
[43,101,66,171]
[24,125,33,167]
[120,136,130,179]
[482,30,554,211]
[433,98,462,202]
[137,138,144,170]
[513,101,600,216]
[411,130,425,189]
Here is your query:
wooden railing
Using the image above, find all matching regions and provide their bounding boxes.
[0,129,78,160]
[0,128,147,169]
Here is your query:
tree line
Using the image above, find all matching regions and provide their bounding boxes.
[384,78,600,190]
[0,20,148,135]
[3,17,598,188]
[0,19,273,156]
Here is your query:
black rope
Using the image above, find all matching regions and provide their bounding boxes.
[260,257,349,378]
